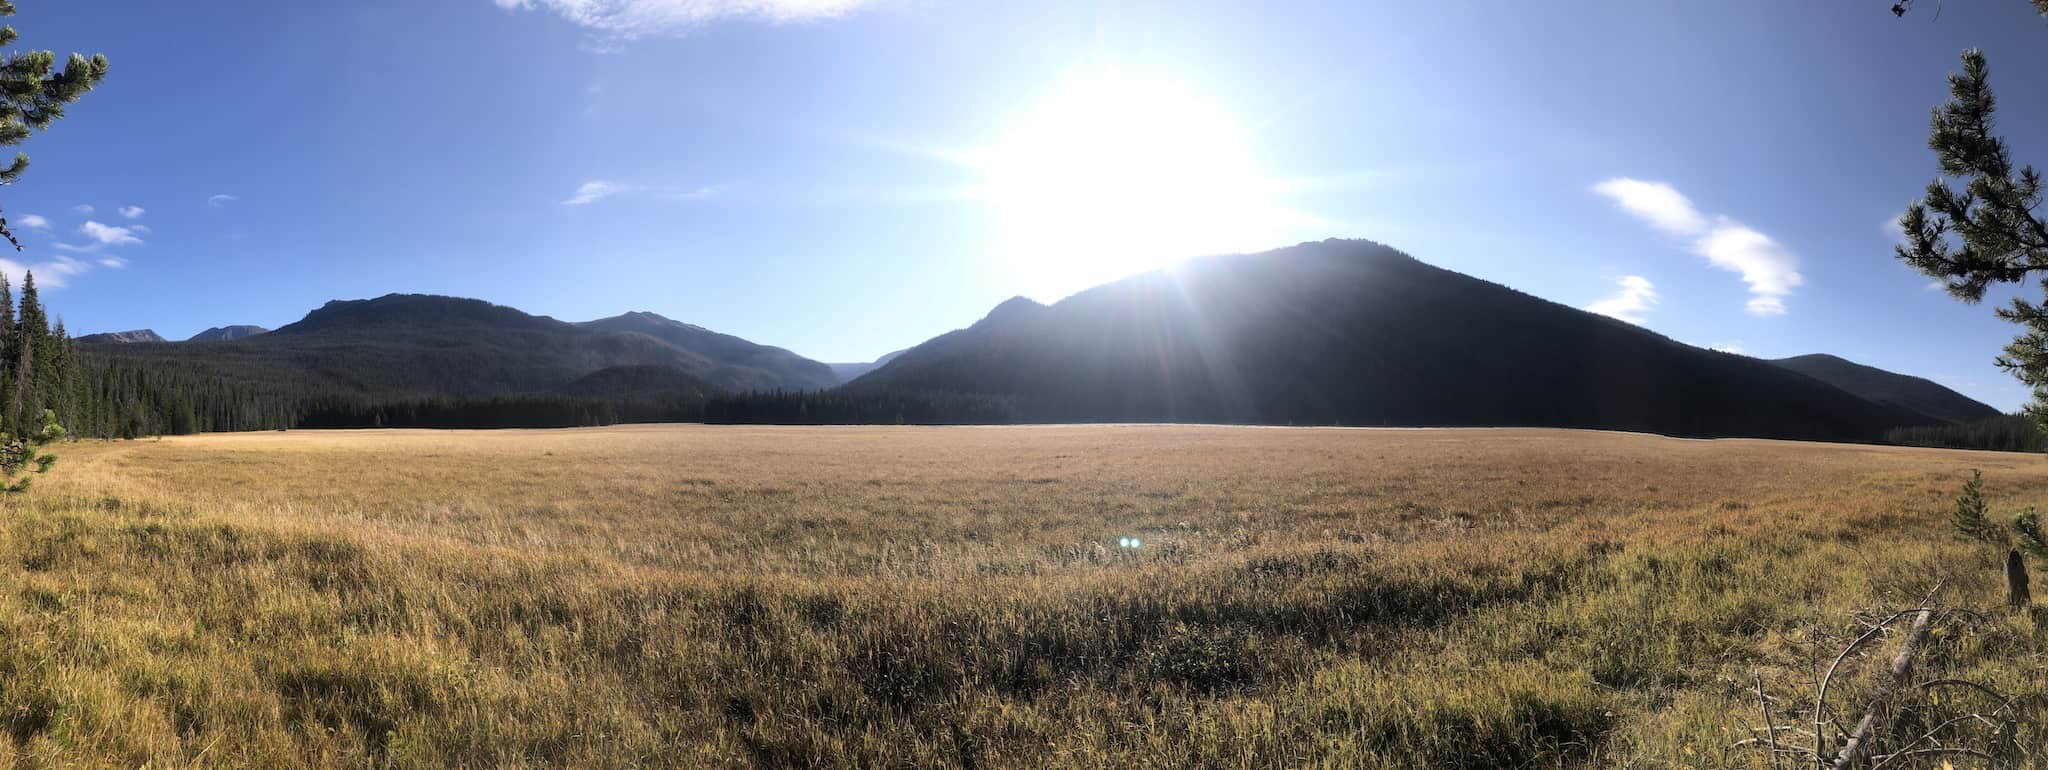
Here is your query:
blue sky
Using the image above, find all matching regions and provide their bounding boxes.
[6,1,2047,409]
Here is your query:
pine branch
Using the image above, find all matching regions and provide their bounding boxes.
[1903,49,2048,421]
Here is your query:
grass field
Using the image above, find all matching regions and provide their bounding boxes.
[1,424,2044,768]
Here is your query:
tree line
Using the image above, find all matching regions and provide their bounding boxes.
[1884,413,2046,453]
[46,335,1022,434]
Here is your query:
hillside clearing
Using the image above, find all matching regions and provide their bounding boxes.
[3,425,2044,767]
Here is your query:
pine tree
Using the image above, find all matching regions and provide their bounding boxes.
[1896,50,2048,426]
[0,273,12,433]
[10,269,39,431]
[0,1,108,250]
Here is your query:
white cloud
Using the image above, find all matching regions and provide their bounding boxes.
[208,194,238,207]
[1594,177,1803,317]
[562,180,636,206]
[1694,221,1801,316]
[1592,178,1708,236]
[1585,275,1658,325]
[98,256,127,269]
[119,205,145,219]
[0,255,93,288]
[79,220,143,247]
[494,0,873,37]
[15,214,47,230]
[72,204,93,216]
[1710,344,1746,355]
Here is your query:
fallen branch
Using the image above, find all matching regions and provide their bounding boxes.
[1813,605,1938,766]
[1830,607,1936,769]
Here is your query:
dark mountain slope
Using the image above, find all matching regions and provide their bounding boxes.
[1768,353,1997,425]
[580,312,840,392]
[555,364,711,404]
[849,239,1936,442]
[77,329,165,344]
[186,325,269,342]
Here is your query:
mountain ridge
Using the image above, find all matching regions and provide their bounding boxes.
[1766,353,2000,426]
[67,243,1982,442]
[82,293,840,398]
[187,325,268,342]
[846,239,1945,441]
[77,329,166,344]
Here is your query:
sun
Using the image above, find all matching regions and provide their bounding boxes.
[975,65,1311,301]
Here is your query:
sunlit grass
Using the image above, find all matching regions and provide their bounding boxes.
[0,425,2041,767]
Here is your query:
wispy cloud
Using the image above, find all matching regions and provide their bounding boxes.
[208,194,239,207]
[56,220,147,254]
[563,180,637,206]
[1694,223,1800,316]
[1585,275,1658,325]
[98,256,127,269]
[15,214,47,230]
[1593,177,1803,316]
[72,204,93,216]
[79,220,143,247]
[1591,179,1707,235]
[493,0,873,37]
[665,185,720,202]
[0,255,94,288]
[119,205,145,219]
[1710,344,1746,355]
[562,180,718,206]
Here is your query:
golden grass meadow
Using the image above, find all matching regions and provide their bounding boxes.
[0,424,2043,768]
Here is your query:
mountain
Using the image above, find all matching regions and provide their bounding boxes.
[187,325,269,342]
[83,294,834,400]
[829,349,908,381]
[1767,353,1999,425]
[555,364,711,404]
[579,312,840,392]
[76,329,166,344]
[847,239,1940,442]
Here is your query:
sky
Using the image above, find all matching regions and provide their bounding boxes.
[6,1,2048,409]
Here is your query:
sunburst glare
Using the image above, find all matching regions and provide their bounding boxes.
[972,64,1316,302]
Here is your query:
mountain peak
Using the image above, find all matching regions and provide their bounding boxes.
[980,296,1048,326]
[188,325,269,342]
[78,329,166,344]
[281,294,554,335]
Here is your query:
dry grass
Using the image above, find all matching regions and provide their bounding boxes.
[1,424,2044,768]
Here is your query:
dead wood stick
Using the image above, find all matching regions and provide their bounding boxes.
[1831,607,1936,769]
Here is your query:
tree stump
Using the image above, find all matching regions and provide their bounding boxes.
[2007,548,2031,609]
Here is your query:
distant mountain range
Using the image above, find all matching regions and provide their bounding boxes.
[74,239,1997,441]
[80,325,271,344]
[1767,353,1998,426]
[77,329,166,344]
[81,294,838,400]
[845,239,1987,441]
[829,349,908,381]
[577,311,839,391]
